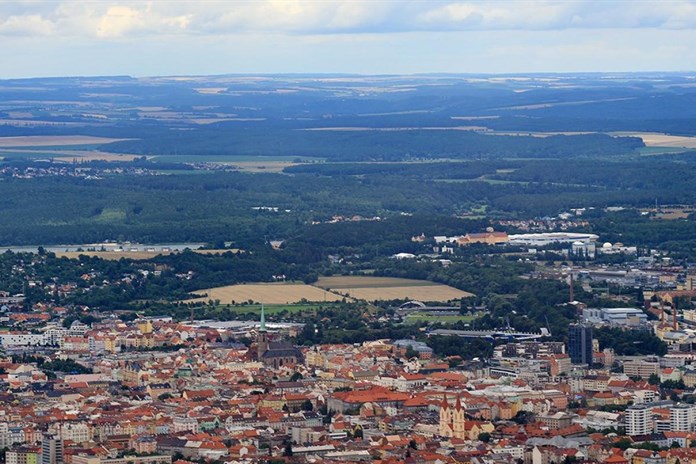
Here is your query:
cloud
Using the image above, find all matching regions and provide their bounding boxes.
[2,1,696,39]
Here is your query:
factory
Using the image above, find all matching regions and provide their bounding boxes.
[507,232,599,247]
[582,307,649,327]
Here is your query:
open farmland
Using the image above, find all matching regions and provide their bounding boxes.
[610,132,696,149]
[186,282,345,304]
[0,135,130,147]
[315,276,473,302]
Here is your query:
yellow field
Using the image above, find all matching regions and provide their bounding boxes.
[315,276,473,302]
[186,283,344,304]
[0,135,130,147]
[610,132,696,148]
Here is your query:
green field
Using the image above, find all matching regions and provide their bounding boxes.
[152,154,325,163]
[403,313,479,324]
[209,303,329,315]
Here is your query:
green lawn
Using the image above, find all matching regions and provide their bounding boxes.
[210,303,328,315]
[404,313,479,324]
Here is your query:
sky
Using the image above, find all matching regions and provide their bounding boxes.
[2,0,696,78]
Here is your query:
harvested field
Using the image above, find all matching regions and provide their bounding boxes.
[186,283,345,305]
[315,276,473,302]
[0,136,130,147]
[610,132,696,148]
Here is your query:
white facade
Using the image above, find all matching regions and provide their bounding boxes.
[508,232,599,247]
[670,404,696,432]
[0,333,48,347]
[626,404,653,436]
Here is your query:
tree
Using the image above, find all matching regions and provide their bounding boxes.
[283,441,293,457]
[648,373,660,385]
[302,399,314,411]
[478,432,491,443]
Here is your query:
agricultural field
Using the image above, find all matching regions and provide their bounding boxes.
[0,135,129,147]
[186,282,345,304]
[315,276,473,302]
[610,132,696,149]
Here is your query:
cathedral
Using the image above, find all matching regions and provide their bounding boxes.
[439,394,495,440]
[256,305,302,368]
[439,393,467,439]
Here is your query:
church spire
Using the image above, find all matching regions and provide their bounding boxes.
[260,304,267,332]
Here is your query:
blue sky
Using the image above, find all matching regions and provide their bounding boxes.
[2,0,696,78]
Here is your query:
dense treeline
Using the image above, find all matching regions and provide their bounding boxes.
[594,327,668,356]
[4,155,696,247]
[103,129,643,161]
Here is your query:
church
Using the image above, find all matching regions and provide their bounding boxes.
[256,305,303,368]
[439,394,494,440]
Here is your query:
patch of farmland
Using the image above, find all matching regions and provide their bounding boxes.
[0,135,131,147]
[186,283,345,305]
[315,276,473,302]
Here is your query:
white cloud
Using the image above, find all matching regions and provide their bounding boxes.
[2,1,696,39]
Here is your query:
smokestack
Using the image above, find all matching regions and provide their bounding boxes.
[674,300,678,331]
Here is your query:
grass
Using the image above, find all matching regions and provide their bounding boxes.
[315,276,473,302]
[207,303,328,315]
[638,146,691,156]
[152,154,325,163]
[94,208,127,222]
[403,313,479,324]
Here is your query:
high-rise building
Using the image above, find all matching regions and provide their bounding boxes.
[568,324,593,365]
[670,403,696,432]
[41,435,63,464]
[626,404,653,436]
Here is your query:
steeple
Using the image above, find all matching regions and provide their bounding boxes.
[257,304,269,360]
[260,304,267,332]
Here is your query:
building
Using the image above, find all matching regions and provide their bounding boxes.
[41,435,63,464]
[507,232,599,247]
[583,307,649,326]
[568,324,593,365]
[670,404,696,432]
[623,359,660,379]
[439,394,466,439]
[625,404,653,436]
[456,231,509,246]
[256,306,302,368]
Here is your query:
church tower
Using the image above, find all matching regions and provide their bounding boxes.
[452,395,466,438]
[257,304,269,359]
[439,394,466,439]
[439,394,452,437]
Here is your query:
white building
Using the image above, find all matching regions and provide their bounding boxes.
[507,232,599,247]
[626,404,653,436]
[670,404,696,432]
[583,307,648,326]
[0,333,48,347]
[172,417,198,434]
